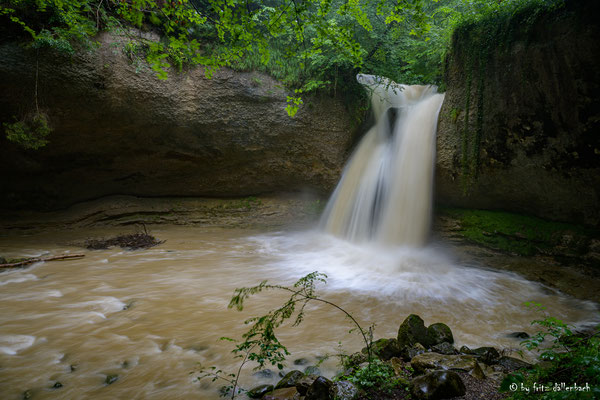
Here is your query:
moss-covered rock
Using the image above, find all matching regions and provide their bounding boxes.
[425,323,454,347]
[436,207,599,257]
[397,314,428,349]
[364,338,402,361]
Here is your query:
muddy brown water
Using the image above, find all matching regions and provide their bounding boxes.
[1,225,598,399]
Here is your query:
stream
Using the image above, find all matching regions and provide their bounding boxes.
[1,225,598,399]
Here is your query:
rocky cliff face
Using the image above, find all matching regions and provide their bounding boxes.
[0,33,356,210]
[436,0,600,226]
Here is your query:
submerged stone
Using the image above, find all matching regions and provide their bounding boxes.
[105,375,118,385]
[253,369,275,379]
[303,366,321,376]
[507,331,530,339]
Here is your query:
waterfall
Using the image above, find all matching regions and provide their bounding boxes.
[320,74,445,246]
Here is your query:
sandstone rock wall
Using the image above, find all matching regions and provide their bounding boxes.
[436,0,600,226]
[0,33,356,210]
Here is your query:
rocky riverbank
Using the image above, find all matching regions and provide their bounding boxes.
[234,314,536,400]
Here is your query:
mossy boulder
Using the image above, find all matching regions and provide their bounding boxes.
[397,314,428,349]
[425,323,454,347]
[364,338,402,361]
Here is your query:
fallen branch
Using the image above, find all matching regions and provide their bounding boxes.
[0,254,85,269]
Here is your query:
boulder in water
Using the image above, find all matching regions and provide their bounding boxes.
[397,314,428,349]
[425,323,454,347]
[303,366,321,376]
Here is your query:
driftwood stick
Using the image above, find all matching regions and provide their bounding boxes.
[0,254,85,269]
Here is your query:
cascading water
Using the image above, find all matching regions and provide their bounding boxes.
[321,74,445,246]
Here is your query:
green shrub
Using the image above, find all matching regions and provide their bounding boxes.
[501,303,600,399]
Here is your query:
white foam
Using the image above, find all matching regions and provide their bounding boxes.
[62,296,126,314]
[0,334,36,355]
[0,273,38,286]
[248,231,599,313]
[8,289,63,301]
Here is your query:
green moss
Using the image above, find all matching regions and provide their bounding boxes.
[438,207,597,256]
[450,0,566,193]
